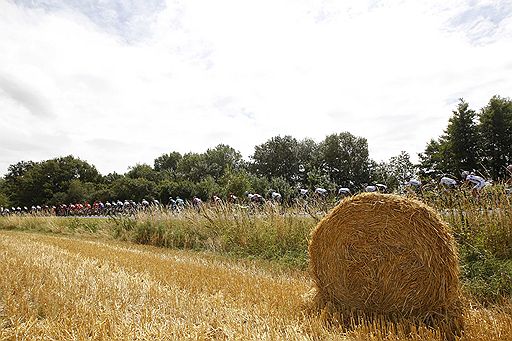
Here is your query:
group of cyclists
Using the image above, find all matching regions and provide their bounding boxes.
[0,199,165,217]
[1,165,511,217]
[404,164,512,197]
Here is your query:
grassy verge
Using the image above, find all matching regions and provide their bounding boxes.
[1,194,511,304]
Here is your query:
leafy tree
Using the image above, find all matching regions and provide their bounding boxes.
[219,169,252,198]
[418,99,479,178]
[4,160,35,180]
[296,138,320,187]
[3,156,100,206]
[110,177,157,202]
[248,174,270,196]
[304,167,337,192]
[318,132,371,187]
[3,160,36,205]
[89,185,113,203]
[154,151,182,172]
[196,176,222,200]
[169,179,196,201]
[268,176,294,202]
[0,179,9,207]
[445,99,480,174]
[251,135,301,184]
[418,138,451,177]
[49,155,101,183]
[49,192,67,206]
[478,95,512,179]
[102,172,123,184]
[372,151,416,191]
[176,152,208,183]
[66,179,87,203]
[126,164,159,182]
[203,144,242,180]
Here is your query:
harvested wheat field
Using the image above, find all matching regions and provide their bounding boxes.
[1,230,511,340]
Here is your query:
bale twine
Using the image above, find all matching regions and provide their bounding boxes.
[309,193,463,336]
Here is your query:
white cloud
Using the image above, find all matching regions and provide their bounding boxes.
[1,0,511,176]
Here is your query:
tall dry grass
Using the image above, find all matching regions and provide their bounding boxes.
[1,230,511,340]
[416,188,512,302]
[0,189,511,303]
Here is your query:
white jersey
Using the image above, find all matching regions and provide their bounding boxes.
[375,184,388,191]
[338,188,351,195]
[466,174,486,190]
[440,177,457,187]
[271,192,282,201]
[407,179,421,187]
[315,188,327,196]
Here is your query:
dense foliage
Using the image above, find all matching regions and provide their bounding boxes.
[1,95,511,208]
[419,96,512,179]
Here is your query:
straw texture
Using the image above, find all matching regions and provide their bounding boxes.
[309,193,463,335]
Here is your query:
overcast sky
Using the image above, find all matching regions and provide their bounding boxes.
[1,0,511,176]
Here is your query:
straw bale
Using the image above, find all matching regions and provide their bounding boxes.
[309,193,463,335]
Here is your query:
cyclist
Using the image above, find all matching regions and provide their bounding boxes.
[365,184,377,192]
[270,191,282,203]
[406,178,421,188]
[212,195,222,205]
[375,184,388,193]
[228,193,238,204]
[440,176,458,190]
[192,196,203,210]
[175,196,185,211]
[462,171,486,197]
[168,197,177,211]
[405,178,421,193]
[314,187,328,198]
[338,187,351,197]
[298,188,308,199]
[250,193,265,205]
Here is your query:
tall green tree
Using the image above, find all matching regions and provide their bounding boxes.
[372,151,416,191]
[478,95,512,179]
[318,132,371,187]
[3,156,100,206]
[3,160,35,205]
[296,138,320,187]
[419,99,480,177]
[0,179,9,207]
[126,164,160,182]
[154,152,182,173]
[218,169,252,198]
[418,138,453,178]
[110,177,157,202]
[203,144,243,180]
[251,135,301,184]
[176,152,208,183]
[445,99,479,174]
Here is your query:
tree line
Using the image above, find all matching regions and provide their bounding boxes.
[0,95,510,208]
[419,95,512,180]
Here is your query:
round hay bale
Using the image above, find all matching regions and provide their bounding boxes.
[309,193,463,332]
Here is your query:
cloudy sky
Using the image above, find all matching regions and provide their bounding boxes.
[1,0,511,176]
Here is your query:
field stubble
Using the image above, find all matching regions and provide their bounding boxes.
[1,231,512,340]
